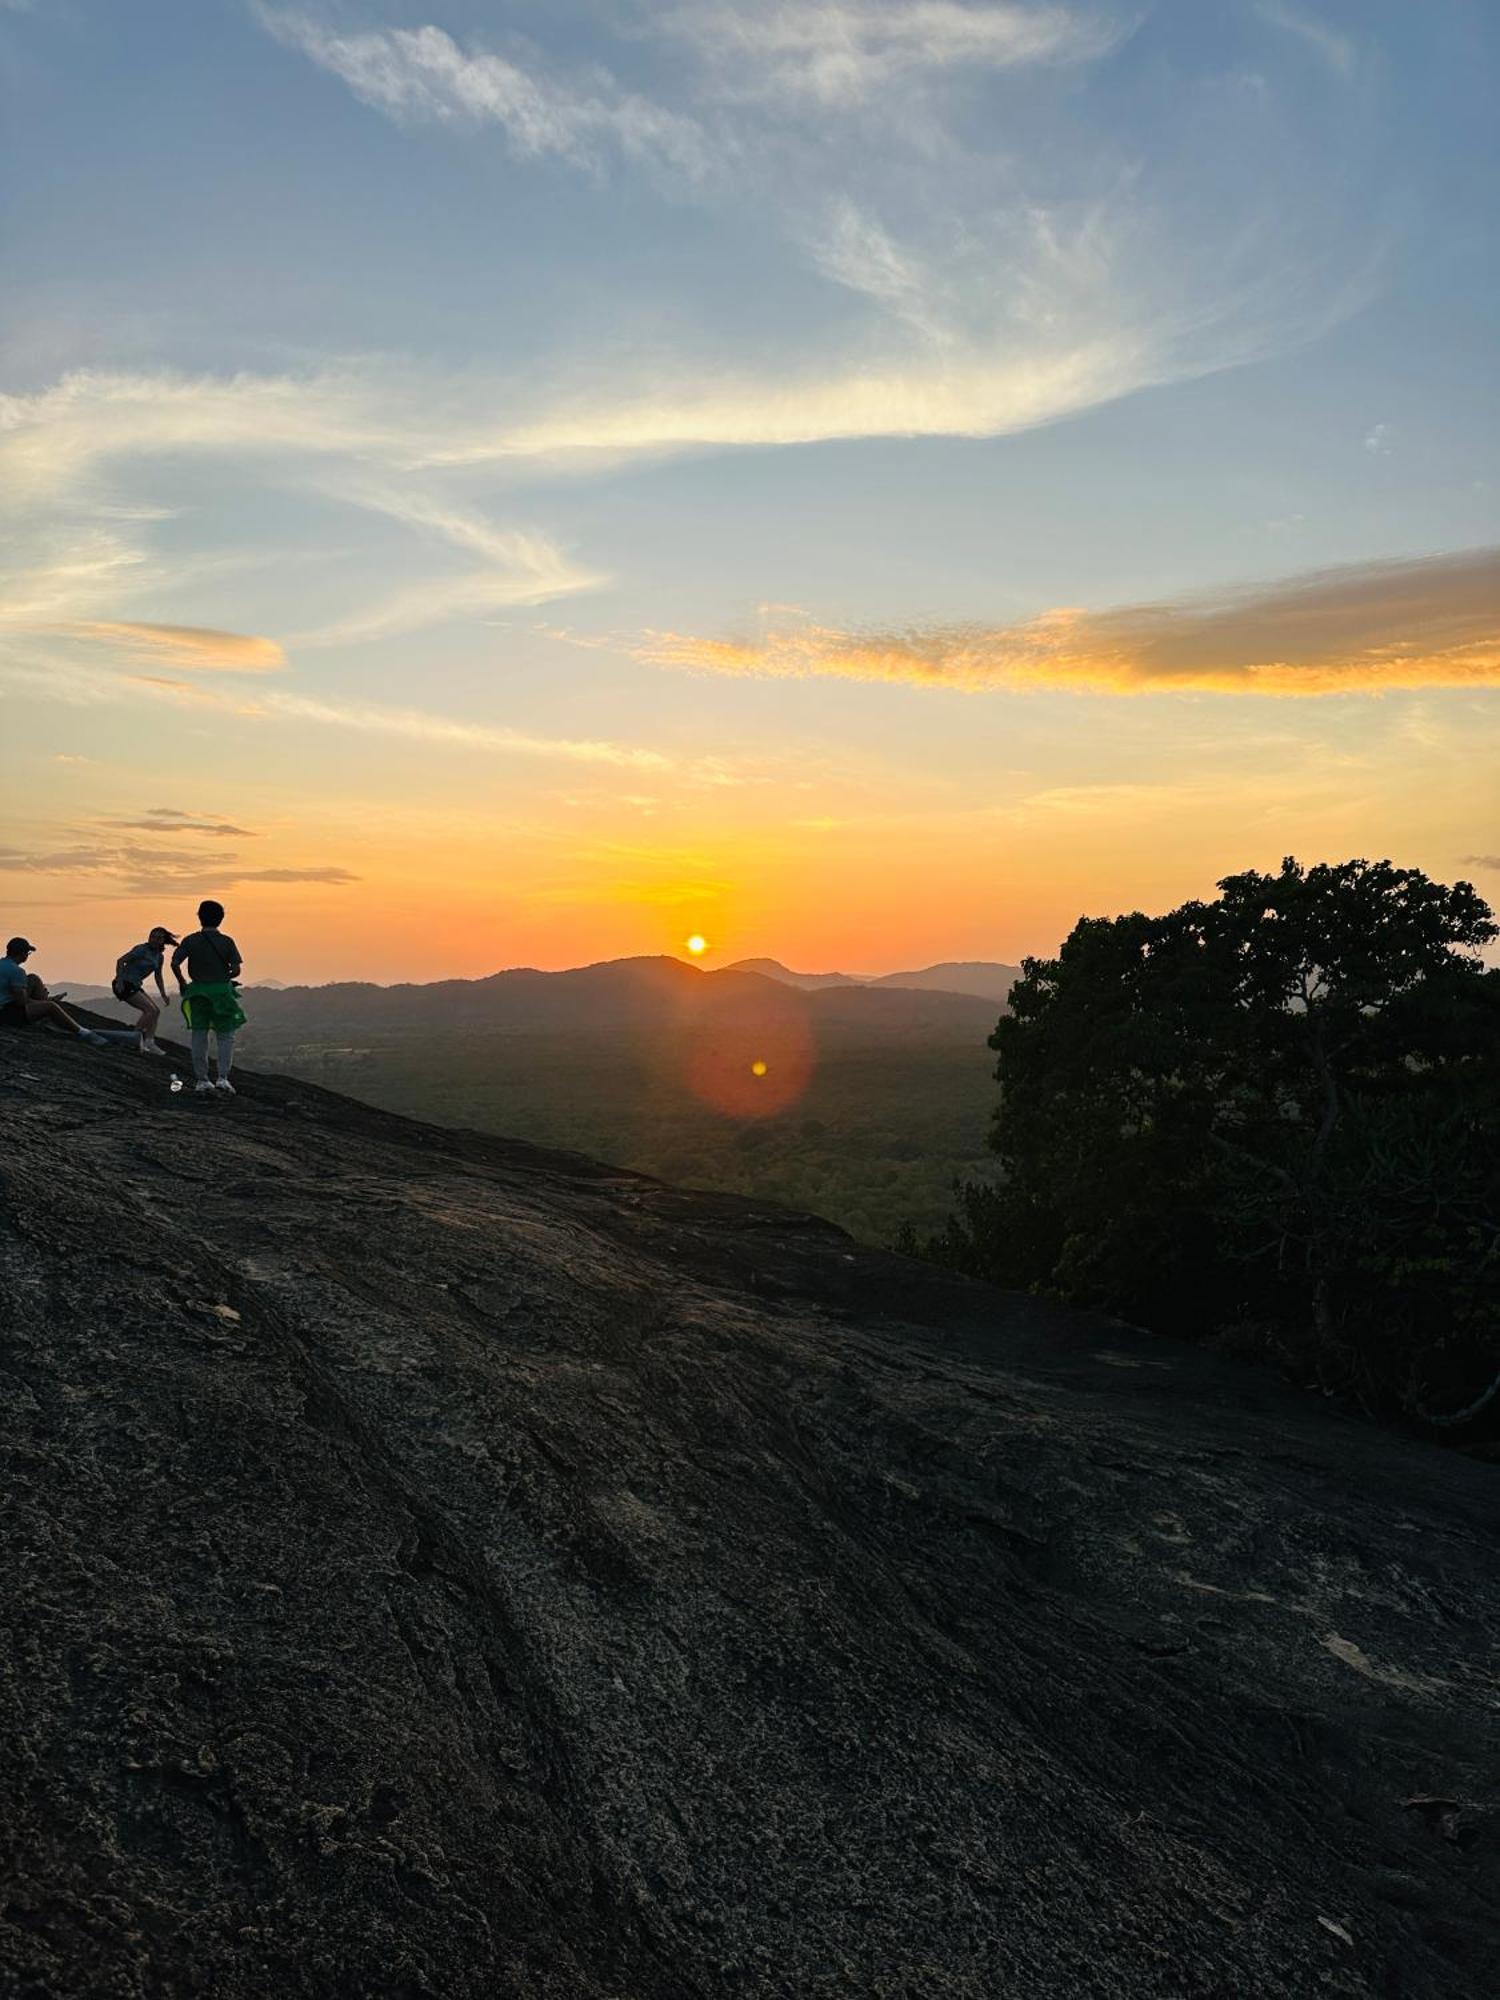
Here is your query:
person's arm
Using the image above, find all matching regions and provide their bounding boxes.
[170,940,188,989]
[223,935,243,980]
[154,962,169,1003]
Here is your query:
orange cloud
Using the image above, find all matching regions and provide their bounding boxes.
[640,546,1500,697]
[67,620,287,671]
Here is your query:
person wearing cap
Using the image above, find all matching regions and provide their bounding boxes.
[111,925,177,1055]
[0,938,110,1043]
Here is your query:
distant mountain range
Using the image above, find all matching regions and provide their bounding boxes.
[723,957,866,990]
[214,956,1008,1039]
[71,954,1018,1035]
[724,957,1021,1004]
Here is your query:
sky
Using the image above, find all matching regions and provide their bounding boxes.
[2,0,1497,984]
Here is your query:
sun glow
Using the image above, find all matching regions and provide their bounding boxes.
[685,934,708,955]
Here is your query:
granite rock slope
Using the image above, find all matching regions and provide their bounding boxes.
[1,1023,1496,1998]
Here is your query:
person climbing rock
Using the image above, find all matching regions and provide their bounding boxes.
[112,925,177,1055]
[0,937,111,1044]
[171,900,247,1096]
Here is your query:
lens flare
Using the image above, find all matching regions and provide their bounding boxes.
[684,989,813,1120]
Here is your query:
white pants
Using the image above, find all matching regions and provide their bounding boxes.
[191,1027,236,1082]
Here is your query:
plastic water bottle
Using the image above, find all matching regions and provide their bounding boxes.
[169,1074,184,1094]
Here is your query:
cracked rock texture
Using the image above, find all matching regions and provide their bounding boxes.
[1,1022,1497,1998]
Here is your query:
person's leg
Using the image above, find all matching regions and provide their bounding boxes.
[25,997,88,1035]
[35,999,120,1045]
[191,1026,212,1082]
[213,1029,237,1089]
[123,991,160,1048]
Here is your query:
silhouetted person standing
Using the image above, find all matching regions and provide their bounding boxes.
[171,901,246,1096]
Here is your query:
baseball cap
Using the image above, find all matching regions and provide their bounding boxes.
[6,937,37,956]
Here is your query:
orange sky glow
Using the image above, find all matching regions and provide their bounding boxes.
[4,5,1498,988]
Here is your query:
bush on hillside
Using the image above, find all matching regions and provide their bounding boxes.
[921,859,1500,1432]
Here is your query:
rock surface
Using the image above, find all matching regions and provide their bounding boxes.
[1,1021,1496,1998]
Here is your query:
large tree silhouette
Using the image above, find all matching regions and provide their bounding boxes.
[928,859,1500,1428]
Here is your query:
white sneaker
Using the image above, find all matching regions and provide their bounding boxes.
[195,1080,217,1095]
[215,1078,236,1095]
[142,1038,165,1057]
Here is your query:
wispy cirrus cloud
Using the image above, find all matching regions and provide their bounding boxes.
[0,338,1193,484]
[1,0,1385,678]
[0,846,120,873]
[253,7,714,180]
[0,367,396,509]
[100,808,256,838]
[0,370,605,652]
[0,643,675,771]
[660,0,1122,106]
[0,521,161,628]
[1256,2,1356,79]
[0,208,1365,482]
[251,689,671,769]
[5,640,808,791]
[238,0,1377,479]
[432,334,1174,463]
[230,865,360,884]
[639,547,1500,696]
[256,0,1119,149]
[295,488,606,646]
[0,842,359,893]
[800,198,949,342]
[64,621,286,671]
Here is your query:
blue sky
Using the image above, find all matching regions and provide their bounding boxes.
[2,0,1497,980]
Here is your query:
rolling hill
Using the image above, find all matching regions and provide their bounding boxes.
[724,956,1022,1003]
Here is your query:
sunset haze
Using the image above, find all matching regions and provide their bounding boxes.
[3,0,1497,983]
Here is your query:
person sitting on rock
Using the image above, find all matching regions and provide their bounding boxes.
[171,900,246,1096]
[112,926,176,1056]
[1,937,110,1044]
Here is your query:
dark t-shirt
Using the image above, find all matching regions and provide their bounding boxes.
[172,929,242,985]
[116,941,165,992]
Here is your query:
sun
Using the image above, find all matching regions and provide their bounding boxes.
[685,934,708,956]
